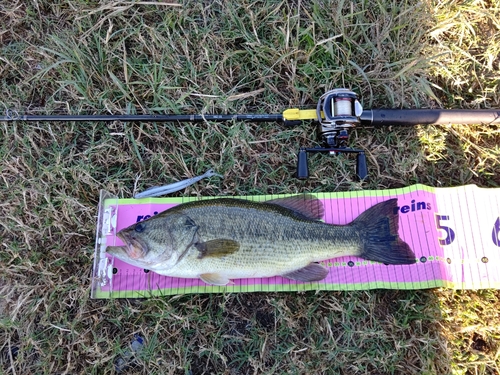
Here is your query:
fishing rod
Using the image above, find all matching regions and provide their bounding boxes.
[3,88,500,180]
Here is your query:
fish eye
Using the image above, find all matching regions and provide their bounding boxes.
[135,223,146,233]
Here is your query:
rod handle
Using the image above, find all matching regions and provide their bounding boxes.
[361,109,500,126]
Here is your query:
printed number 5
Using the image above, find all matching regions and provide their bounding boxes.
[435,215,456,245]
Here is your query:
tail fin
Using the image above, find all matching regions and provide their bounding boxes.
[352,199,416,265]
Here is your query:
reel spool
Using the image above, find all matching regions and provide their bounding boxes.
[316,89,363,148]
[296,88,368,180]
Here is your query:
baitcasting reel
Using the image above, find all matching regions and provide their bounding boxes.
[295,88,368,180]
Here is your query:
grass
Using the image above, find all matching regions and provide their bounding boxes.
[1,0,500,374]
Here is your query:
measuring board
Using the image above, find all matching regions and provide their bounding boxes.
[91,184,500,299]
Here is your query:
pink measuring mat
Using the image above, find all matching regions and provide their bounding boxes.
[91,184,500,298]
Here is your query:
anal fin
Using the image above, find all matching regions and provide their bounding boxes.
[281,263,329,282]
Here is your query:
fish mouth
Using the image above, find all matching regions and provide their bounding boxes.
[106,245,128,259]
[116,231,149,259]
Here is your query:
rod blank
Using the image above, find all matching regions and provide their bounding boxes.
[1,113,284,123]
[2,108,500,126]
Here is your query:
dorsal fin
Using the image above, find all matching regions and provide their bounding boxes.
[266,194,324,220]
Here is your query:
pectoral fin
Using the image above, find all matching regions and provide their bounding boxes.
[281,263,329,282]
[200,273,231,285]
[195,239,240,259]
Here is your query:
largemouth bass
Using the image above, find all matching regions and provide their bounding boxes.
[106,195,416,285]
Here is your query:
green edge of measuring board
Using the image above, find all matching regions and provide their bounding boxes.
[92,279,455,299]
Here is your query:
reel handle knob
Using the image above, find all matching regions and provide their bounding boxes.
[356,152,368,180]
[296,148,309,179]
